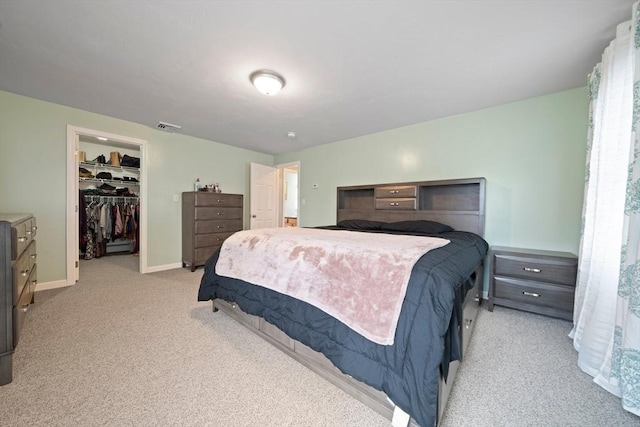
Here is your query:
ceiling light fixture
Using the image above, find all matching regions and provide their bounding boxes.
[250,70,285,95]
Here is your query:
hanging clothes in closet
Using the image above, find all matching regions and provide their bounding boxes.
[80,192,139,260]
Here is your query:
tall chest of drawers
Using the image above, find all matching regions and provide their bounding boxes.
[488,246,577,321]
[182,192,243,272]
[1,213,37,385]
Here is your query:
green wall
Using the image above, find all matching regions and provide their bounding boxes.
[1,87,588,286]
[0,91,273,282]
[276,87,588,255]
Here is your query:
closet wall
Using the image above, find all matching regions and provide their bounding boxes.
[79,137,141,262]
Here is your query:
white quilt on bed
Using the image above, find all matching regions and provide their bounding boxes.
[215,227,449,345]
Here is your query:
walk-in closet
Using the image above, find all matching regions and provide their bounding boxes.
[78,135,141,272]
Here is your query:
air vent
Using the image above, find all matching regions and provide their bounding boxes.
[155,121,182,132]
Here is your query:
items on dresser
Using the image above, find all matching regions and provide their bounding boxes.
[488,246,578,320]
[182,192,243,272]
[0,213,37,385]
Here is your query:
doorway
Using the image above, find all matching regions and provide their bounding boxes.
[66,126,148,285]
[279,163,299,227]
[249,161,300,230]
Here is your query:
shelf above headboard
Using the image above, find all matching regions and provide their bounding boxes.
[337,177,486,236]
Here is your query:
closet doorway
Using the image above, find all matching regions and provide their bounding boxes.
[66,126,148,284]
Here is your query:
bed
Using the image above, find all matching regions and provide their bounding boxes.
[197,178,488,427]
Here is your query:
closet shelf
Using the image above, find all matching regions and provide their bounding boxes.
[79,178,140,186]
[83,195,139,201]
[80,161,139,173]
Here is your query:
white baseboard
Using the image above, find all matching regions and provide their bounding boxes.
[145,262,183,273]
[35,279,73,292]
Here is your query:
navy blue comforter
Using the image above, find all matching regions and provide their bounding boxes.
[198,230,488,426]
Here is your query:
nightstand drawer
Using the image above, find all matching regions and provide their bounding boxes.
[494,253,577,286]
[493,276,574,313]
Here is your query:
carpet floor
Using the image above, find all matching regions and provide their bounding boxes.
[0,254,637,426]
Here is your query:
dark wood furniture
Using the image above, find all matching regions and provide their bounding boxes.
[488,246,577,320]
[182,192,243,272]
[1,213,37,386]
[337,177,486,237]
[212,177,486,426]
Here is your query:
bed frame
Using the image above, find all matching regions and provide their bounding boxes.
[212,177,486,426]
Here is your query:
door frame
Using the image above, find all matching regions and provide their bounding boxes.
[66,125,149,285]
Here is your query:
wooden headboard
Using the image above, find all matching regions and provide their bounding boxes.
[336,177,486,236]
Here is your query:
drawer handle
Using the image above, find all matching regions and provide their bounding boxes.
[217,199,224,203]
[216,225,224,229]
[18,237,27,243]
[389,190,399,194]
[217,212,225,216]
[26,230,32,235]
[32,226,37,231]
[31,254,37,259]
[21,304,29,313]
[389,202,399,206]
[522,291,540,298]
[21,269,29,277]
[523,267,541,273]
[464,318,473,329]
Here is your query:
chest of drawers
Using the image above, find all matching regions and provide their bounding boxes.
[488,246,577,320]
[182,192,243,272]
[1,213,37,385]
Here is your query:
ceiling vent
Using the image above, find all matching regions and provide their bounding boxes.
[155,121,182,132]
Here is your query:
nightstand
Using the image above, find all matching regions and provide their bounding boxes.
[488,246,578,321]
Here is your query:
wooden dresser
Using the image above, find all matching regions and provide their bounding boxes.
[1,213,37,385]
[182,192,243,272]
[488,246,577,320]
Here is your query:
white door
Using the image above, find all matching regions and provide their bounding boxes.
[250,162,278,229]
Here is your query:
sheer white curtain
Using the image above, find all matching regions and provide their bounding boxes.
[571,2,639,417]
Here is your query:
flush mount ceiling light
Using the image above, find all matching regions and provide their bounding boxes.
[250,70,285,95]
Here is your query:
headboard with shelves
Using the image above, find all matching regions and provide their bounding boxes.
[337,177,486,236]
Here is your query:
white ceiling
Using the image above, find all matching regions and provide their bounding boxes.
[0,1,634,155]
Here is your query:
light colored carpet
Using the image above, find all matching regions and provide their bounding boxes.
[0,255,637,427]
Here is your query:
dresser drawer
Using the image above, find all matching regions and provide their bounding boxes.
[195,219,243,234]
[12,241,34,306]
[494,253,577,286]
[194,193,243,208]
[195,246,220,264]
[375,198,417,210]
[194,207,243,220]
[11,219,31,260]
[374,185,417,198]
[195,231,237,248]
[13,277,33,348]
[28,264,37,296]
[493,276,574,314]
[27,240,37,270]
[29,217,37,239]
